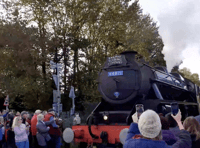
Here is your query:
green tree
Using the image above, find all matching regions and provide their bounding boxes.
[0,0,166,109]
[0,2,53,110]
[179,67,200,86]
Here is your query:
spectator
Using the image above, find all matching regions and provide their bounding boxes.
[124,109,192,148]
[159,114,177,145]
[44,109,61,148]
[26,113,32,148]
[31,109,42,148]
[183,116,200,148]
[1,116,5,148]
[12,116,29,148]
[5,111,16,148]
[15,112,20,116]
[165,112,180,137]
[0,116,4,148]
[2,110,9,120]
[36,114,54,148]
[42,111,47,116]
[21,111,28,124]
[194,114,200,124]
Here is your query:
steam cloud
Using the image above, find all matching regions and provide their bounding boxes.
[157,0,200,72]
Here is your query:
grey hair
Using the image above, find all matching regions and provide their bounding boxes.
[42,111,47,115]
[37,114,44,121]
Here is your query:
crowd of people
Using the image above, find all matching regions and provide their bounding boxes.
[124,109,200,148]
[1,107,200,148]
[0,108,63,148]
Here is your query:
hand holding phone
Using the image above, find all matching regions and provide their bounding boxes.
[171,109,184,130]
[132,112,138,123]
[171,102,179,116]
[136,104,144,119]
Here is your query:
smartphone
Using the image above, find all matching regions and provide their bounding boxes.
[171,102,179,116]
[136,104,144,119]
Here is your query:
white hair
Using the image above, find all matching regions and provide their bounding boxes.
[37,114,44,121]
[35,109,42,114]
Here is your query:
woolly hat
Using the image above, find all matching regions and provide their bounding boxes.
[138,110,161,139]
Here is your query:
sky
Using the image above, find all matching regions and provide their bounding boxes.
[130,0,200,79]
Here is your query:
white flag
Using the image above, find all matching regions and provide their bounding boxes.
[69,86,76,99]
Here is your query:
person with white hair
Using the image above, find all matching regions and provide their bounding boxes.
[44,109,61,148]
[36,114,54,148]
[31,109,42,148]
[12,116,29,148]
[124,109,192,148]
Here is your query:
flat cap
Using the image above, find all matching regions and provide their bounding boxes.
[48,108,55,112]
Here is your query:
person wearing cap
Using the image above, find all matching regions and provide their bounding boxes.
[31,109,42,148]
[124,109,192,148]
[21,111,28,124]
[43,109,61,148]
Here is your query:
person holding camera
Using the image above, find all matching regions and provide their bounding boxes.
[12,116,29,148]
[124,109,192,148]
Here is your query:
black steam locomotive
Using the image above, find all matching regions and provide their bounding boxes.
[63,51,200,148]
[91,51,200,124]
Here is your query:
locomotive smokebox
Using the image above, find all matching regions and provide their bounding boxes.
[98,51,142,104]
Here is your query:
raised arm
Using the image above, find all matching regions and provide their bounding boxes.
[49,116,58,128]
[125,123,140,141]
[171,110,192,148]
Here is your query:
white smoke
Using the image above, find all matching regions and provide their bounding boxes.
[157,0,200,72]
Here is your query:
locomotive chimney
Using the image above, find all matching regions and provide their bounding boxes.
[120,51,137,63]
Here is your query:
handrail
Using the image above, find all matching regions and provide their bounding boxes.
[88,115,99,139]
[142,63,186,88]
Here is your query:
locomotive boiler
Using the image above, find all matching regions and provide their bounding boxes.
[63,51,200,148]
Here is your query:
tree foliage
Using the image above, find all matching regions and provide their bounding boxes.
[179,67,200,86]
[0,0,166,110]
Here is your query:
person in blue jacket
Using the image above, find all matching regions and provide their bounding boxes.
[124,109,192,148]
[0,116,4,148]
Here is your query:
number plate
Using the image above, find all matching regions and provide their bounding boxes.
[108,55,122,66]
[108,71,123,77]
